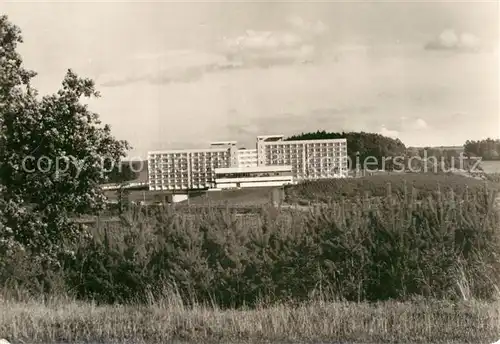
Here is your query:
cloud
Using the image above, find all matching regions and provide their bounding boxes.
[220,17,326,68]
[100,75,147,87]
[101,16,327,88]
[424,29,481,52]
[379,125,400,138]
[311,106,375,117]
[100,50,232,87]
[221,16,327,56]
[286,15,328,35]
[223,30,303,51]
[414,118,428,129]
[396,116,429,132]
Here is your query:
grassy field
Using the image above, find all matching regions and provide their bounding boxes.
[481,160,500,174]
[1,293,499,344]
[185,187,280,206]
[104,187,280,207]
[105,173,496,209]
[285,172,498,205]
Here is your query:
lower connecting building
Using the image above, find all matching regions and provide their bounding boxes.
[148,134,348,191]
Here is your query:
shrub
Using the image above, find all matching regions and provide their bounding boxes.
[285,173,498,204]
[51,185,500,307]
[2,182,499,308]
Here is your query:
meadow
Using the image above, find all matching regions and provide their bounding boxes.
[1,173,500,343]
[481,161,500,174]
[2,294,499,344]
[285,172,498,204]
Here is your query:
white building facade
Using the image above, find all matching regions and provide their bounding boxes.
[257,135,348,180]
[236,148,258,168]
[148,134,348,191]
[214,165,293,189]
[148,142,237,191]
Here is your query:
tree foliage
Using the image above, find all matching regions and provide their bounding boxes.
[0,15,130,261]
[464,138,500,160]
[106,161,143,184]
[34,187,500,305]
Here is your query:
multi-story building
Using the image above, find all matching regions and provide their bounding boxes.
[148,142,237,191]
[214,165,293,189]
[236,148,258,167]
[256,135,348,179]
[148,134,348,191]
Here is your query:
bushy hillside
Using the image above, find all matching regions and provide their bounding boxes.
[3,187,498,307]
[285,173,497,205]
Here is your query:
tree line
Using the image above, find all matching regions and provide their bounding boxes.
[286,130,494,172]
[106,160,144,183]
[464,138,500,160]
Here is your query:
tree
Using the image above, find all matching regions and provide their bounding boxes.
[106,160,142,183]
[0,15,130,262]
[464,138,500,160]
[116,185,131,215]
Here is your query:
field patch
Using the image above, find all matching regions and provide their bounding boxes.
[285,173,498,204]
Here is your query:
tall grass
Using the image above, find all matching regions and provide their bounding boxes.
[2,291,500,343]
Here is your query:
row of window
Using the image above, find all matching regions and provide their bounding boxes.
[149,180,213,185]
[150,165,228,171]
[150,160,229,166]
[265,157,345,162]
[264,150,345,155]
[150,182,213,186]
[215,171,293,178]
[151,168,221,172]
[150,151,230,156]
[150,168,346,181]
[269,145,345,149]
[151,154,229,158]
[149,175,215,180]
[265,144,346,148]
[149,173,215,178]
[150,154,346,166]
[274,162,347,166]
[149,144,346,158]
[151,184,204,190]
[150,170,348,180]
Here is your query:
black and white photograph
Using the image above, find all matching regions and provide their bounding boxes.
[0,0,499,343]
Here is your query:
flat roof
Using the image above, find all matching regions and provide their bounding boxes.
[214,165,292,174]
[148,147,230,154]
[267,138,347,144]
[257,135,284,142]
[257,135,284,139]
[210,141,237,146]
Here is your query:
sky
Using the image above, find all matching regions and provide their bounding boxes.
[2,0,499,158]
